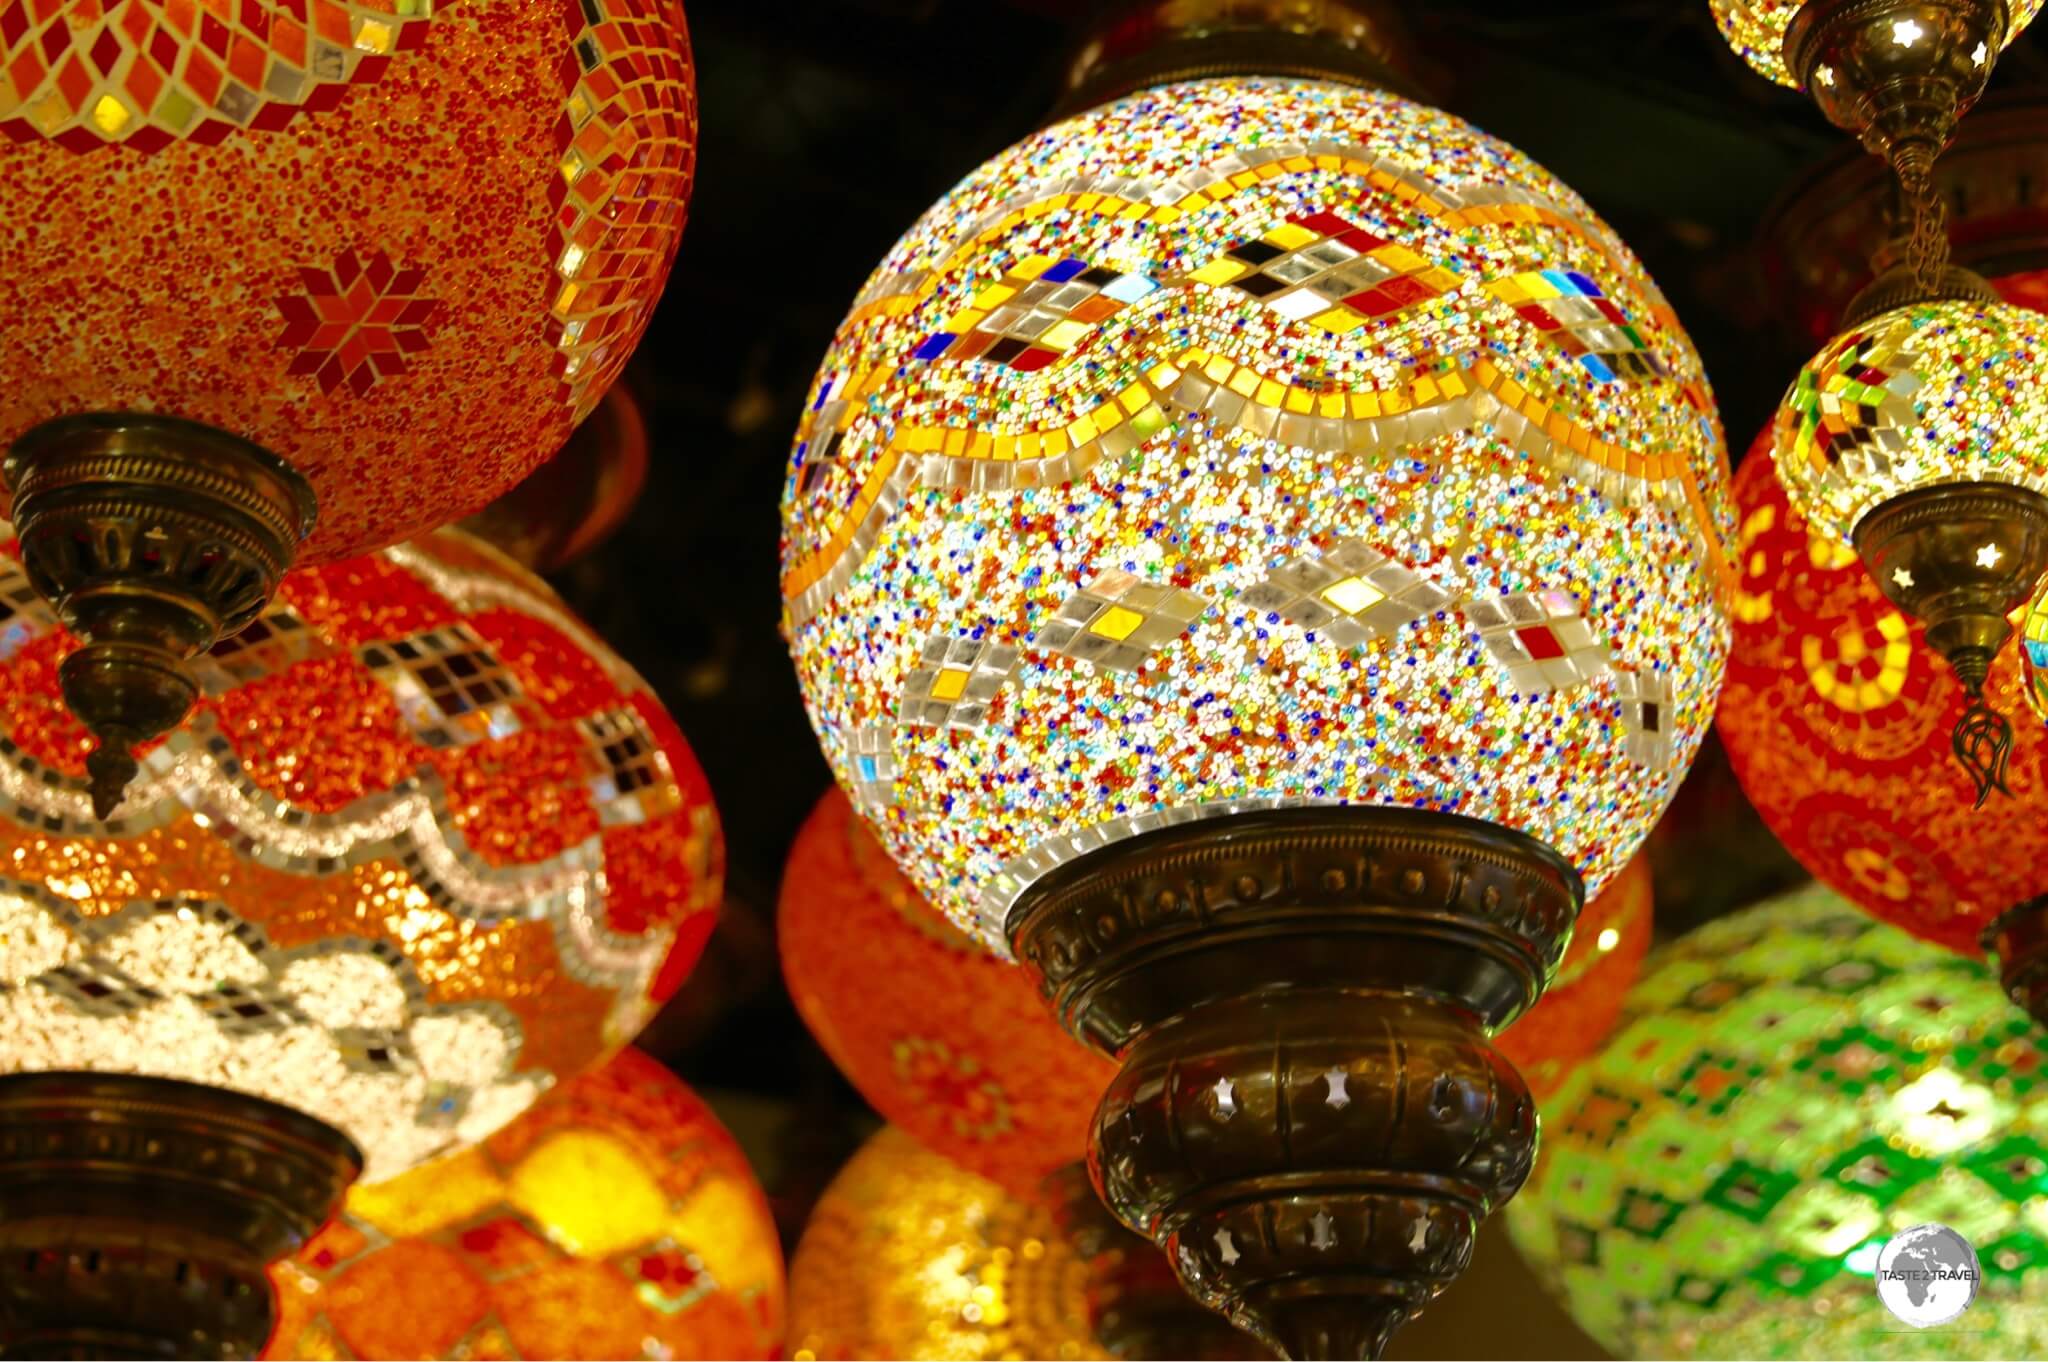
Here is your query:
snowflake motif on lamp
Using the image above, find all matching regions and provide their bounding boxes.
[267,1049,784,1362]
[779,55,1732,1358]
[0,527,721,1355]
[1718,432,2048,1027]
[1508,883,2048,1360]
[0,0,697,814]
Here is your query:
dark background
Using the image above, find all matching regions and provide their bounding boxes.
[531,2,2044,1353]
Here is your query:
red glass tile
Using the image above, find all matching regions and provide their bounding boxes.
[181,48,221,104]
[1292,210,1356,238]
[148,26,179,75]
[1009,347,1056,373]
[227,33,265,90]
[0,1,27,49]
[124,54,164,111]
[1337,227,1386,253]
[1379,274,1437,307]
[8,46,44,96]
[1346,289,1400,317]
[52,51,91,111]
[1516,626,1566,661]
[38,17,69,64]
[1514,304,1560,332]
[199,12,229,58]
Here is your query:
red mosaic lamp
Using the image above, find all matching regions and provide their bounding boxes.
[0,528,722,1357]
[266,1048,783,1362]
[0,0,697,816]
[1717,424,2048,1022]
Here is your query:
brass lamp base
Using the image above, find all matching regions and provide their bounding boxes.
[4,414,317,820]
[1854,480,2048,803]
[1988,897,2048,1025]
[1007,809,1581,1361]
[1047,1162,1273,1361]
[1784,0,2008,164]
[0,1072,359,1360]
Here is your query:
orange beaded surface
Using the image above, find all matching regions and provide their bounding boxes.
[1495,851,1652,1099]
[779,789,1113,1202]
[268,1048,784,1361]
[0,0,695,562]
[0,529,722,1178]
[1718,430,2047,954]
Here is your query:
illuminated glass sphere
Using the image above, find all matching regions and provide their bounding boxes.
[1508,882,2048,1359]
[1710,0,2047,87]
[780,76,1734,946]
[1496,851,1653,1099]
[780,789,1114,1199]
[1774,298,2048,546]
[1718,432,2045,954]
[786,1127,1101,1362]
[268,1047,783,1361]
[0,0,696,562]
[0,529,722,1179]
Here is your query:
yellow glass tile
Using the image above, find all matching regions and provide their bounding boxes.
[971,283,1016,309]
[1438,371,1468,398]
[1516,271,1562,300]
[1419,267,1462,292]
[1488,279,1527,304]
[1230,170,1260,188]
[1151,206,1183,226]
[1190,258,1248,286]
[1879,612,1911,642]
[1313,154,1342,170]
[1411,376,1440,404]
[1417,194,1443,214]
[1067,414,1097,443]
[1284,388,1314,415]
[1147,362,1181,387]
[944,430,967,456]
[992,435,1016,461]
[1120,200,1148,220]
[554,281,581,314]
[1227,368,1261,398]
[1090,605,1146,641]
[905,427,942,453]
[1320,576,1385,614]
[88,95,130,135]
[1044,430,1070,456]
[1039,319,1092,351]
[1205,354,1239,383]
[1381,388,1411,415]
[1309,307,1366,335]
[1281,156,1315,172]
[1116,384,1147,414]
[1369,170,1398,190]
[930,668,970,701]
[1255,379,1287,407]
[1262,223,1317,250]
[1318,393,1348,418]
[1178,193,1209,210]
[1350,393,1382,418]
[1093,400,1123,429]
[944,308,986,333]
[506,1132,666,1258]
[152,88,197,130]
[1569,426,1592,455]
[1372,244,1428,273]
[355,17,394,52]
[1130,404,1168,439]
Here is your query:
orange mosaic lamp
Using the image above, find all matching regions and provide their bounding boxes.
[0,528,722,1357]
[1494,852,1653,1101]
[778,788,1114,1202]
[0,0,697,815]
[787,1127,1102,1362]
[1718,427,2048,1023]
[267,1048,782,1362]
[461,384,653,574]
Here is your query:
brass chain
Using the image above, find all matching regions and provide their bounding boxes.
[1897,156,1952,293]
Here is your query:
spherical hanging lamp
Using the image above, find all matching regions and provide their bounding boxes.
[1495,852,1654,1101]
[783,789,1268,1360]
[1507,881,2048,1359]
[779,788,1114,1201]
[1717,428,2048,1021]
[787,1127,1102,1362]
[0,0,697,816]
[777,2,1735,1353]
[1713,0,2048,797]
[0,527,722,1356]
[266,1048,783,1362]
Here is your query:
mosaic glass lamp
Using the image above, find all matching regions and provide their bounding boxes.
[1714,1,2048,797]
[787,1127,1103,1362]
[1719,428,2048,1024]
[1507,881,2048,1359]
[782,789,1267,1361]
[1772,294,2048,803]
[779,788,1115,1202]
[0,0,697,816]
[266,1048,783,1362]
[0,528,722,1357]
[778,2,1734,1353]
[460,384,653,574]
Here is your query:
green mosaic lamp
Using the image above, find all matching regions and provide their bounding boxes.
[1507,882,2048,1359]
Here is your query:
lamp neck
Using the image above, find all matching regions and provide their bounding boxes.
[1054,0,1418,120]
